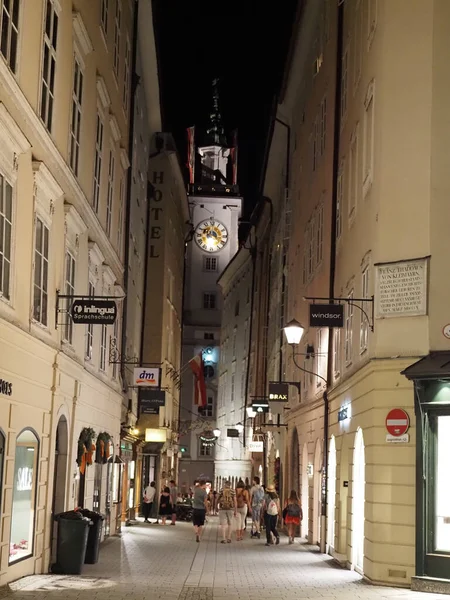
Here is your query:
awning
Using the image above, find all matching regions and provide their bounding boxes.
[402,352,450,381]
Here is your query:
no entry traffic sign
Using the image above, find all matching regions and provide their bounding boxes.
[385,408,410,437]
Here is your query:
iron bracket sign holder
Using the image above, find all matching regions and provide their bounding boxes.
[304,295,375,332]
[269,380,301,395]
[55,290,123,329]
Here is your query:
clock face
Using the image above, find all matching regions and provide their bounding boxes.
[195,219,228,252]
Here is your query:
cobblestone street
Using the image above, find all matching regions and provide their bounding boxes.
[3,519,447,600]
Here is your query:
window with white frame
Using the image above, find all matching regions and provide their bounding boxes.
[363,81,375,197]
[232,328,237,357]
[86,281,95,359]
[40,0,58,132]
[360,266,370,352]
[199,395,213,418]
[320,96,327,156]
[99,323,107,371]
[123,37,130,112]
[354,1,363,89]
[106,145,115,236]
[117,176,124,256]
[345,291,354,365]
[340,47,348,121]
[336,162,343,240]
[100,0,108,37]
[0,174,12,300]
[33,217,49,326]
[93,112,104,213]
[333,328,341,378]
[203,256,217,272]
[113,0,121,78]
[199,438,213,457]
[308,218,314,277]
[69,57,83,176]
[203,292,216,310]
[348,127,359,220]
[63,251,75,344]
[0,0,20,73]
[231,372,235,403]
[303,343,309,399]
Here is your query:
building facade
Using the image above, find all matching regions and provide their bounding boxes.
[139,133,189,498]
[179,83,242,489]
[215,246,252,488]
[0,0,162,584]
[260,0,450,592]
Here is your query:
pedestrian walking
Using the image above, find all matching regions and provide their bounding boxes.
[158,486,172,525]
[235,479,250,541]
[217,480,237,543]
[192,479,208,542]
[283,489,303,544]
[143,480,156,523]
[169,480,178,525]
[263,484,280,546]
[250,476,264,538]
[212,489,218,515]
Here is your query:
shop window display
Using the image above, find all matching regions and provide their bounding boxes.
[10,429,39,563]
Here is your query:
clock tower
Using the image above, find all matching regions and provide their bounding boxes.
[179,79,242,489]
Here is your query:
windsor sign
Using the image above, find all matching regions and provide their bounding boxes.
[309,303,344,328]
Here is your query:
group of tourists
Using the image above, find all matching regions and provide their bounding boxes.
[142,476,303,546]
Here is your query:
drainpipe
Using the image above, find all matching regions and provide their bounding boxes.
[121,0,140,388]
[243,240,257,450]
[322,0,344,555]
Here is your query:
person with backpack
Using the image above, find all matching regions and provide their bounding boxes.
[250,476,264,539]
[263,484,281,546]
[217,480,237,543]
[283,489,303,544]
[235,480,250,541]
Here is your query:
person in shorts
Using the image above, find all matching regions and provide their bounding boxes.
[192,479,208,542]
[217,480,237,543]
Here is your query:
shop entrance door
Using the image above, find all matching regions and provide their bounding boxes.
[327,436,336,553]
[425,413,450,578]
[352,428,365,574]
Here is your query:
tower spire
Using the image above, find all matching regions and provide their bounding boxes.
[206,78,227,146]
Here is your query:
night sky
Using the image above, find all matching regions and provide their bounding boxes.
[152,0,298,216]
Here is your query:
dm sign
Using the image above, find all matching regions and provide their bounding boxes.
[309,303,344,328]
[133,367,160,388]
[269,382,289,402]
[71,299,117,325]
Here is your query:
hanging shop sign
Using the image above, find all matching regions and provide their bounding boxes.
[139,389,165,414]
[251,400,269,414]
[133,367,160,388]
[248,441,264,453]
[268,382,289,402]
[227,428,239,438]
[145,428,167,442]
[0,378,12,396]
[338,406,350,422]
[200,431,216,447]
[385,408,410,443]
[71,298,117,324]
[309,303,344,328]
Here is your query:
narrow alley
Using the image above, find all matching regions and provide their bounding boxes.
[2,520,444,600]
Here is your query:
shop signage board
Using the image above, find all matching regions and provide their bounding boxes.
[252,401,269,414]
[133,367,160,388]
[71,298,117,324]
[309,303,344,328]
[227,428,239,437]
[268,382,289,402]
[248,441,264,453]
[139,389,165,415]
[386,408,410,443]
[0,377,12,396]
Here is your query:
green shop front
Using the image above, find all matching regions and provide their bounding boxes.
[403,352,450,591]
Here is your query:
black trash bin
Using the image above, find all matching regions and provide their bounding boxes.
[52,510,91,574]
[78,509,105,564]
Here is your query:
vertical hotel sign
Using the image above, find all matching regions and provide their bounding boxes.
[149,169,164,259]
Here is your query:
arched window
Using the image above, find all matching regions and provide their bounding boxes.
[10,429,39,563]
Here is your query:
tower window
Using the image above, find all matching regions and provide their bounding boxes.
[204,332,214,340]
[203,256,218,272]
[203,292,216,310]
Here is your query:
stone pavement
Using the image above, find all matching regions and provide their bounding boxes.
[2,518,448,600]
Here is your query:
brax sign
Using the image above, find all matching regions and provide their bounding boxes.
[268,382,289,402]
[71,299,117,325]
[0,378,12,396]
[309,303,344,328]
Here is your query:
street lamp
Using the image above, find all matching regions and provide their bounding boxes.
[246,406,257,418]
[283,319,305,345]
[236,423,244,434]
[213,428,221,438]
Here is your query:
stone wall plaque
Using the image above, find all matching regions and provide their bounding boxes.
[375,258,427,318]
